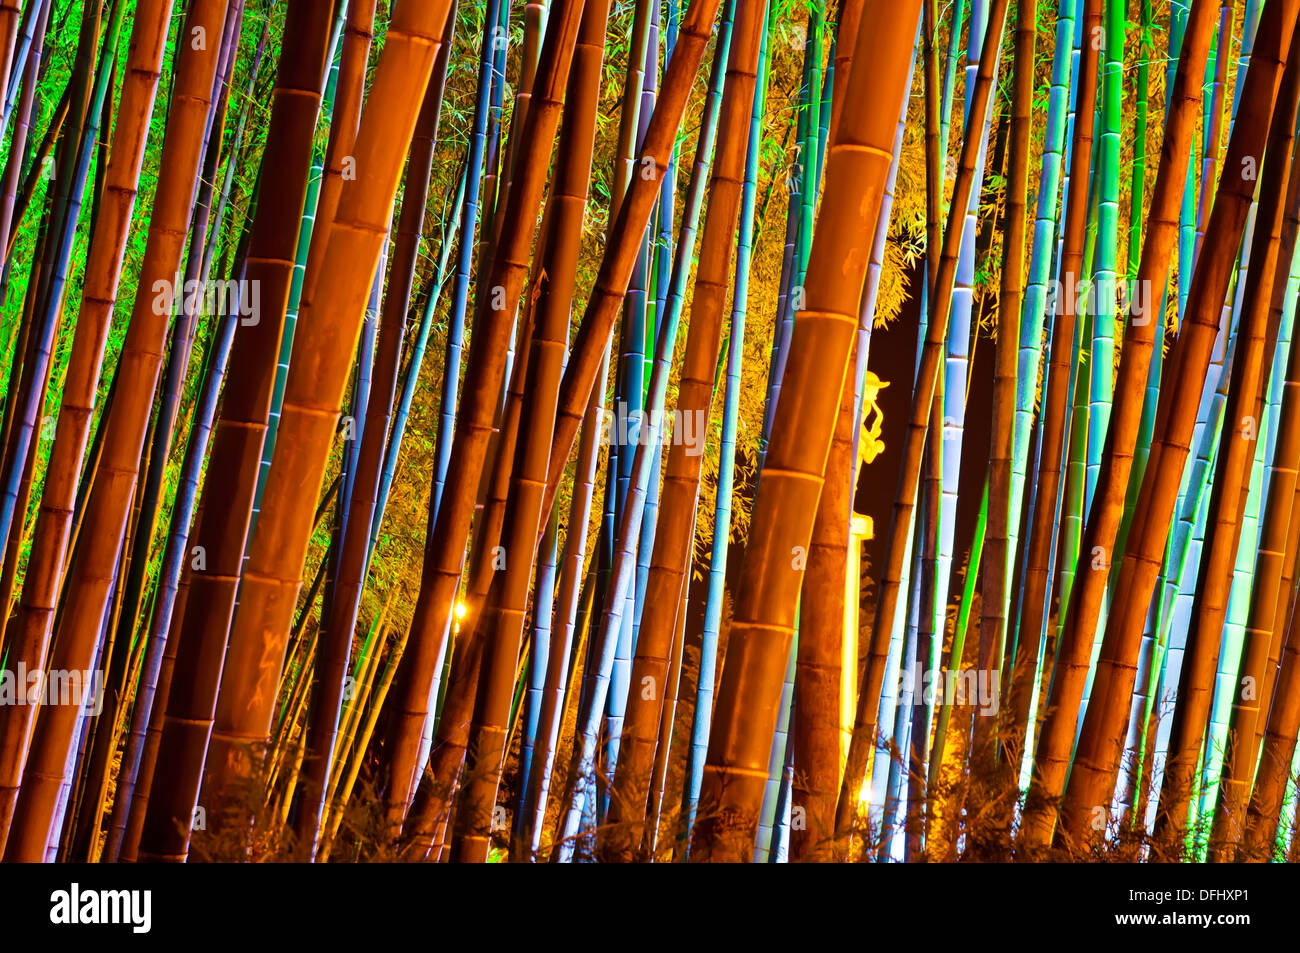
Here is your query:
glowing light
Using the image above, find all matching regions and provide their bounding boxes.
[454,601,467,622]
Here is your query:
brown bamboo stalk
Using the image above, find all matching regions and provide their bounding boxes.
[1210,121,1300,859]
[1150,4,1300,847]
[599,0,765,862]
[686,0,921,862]
[385,0,598,831]
[397,294,539,857]
[409,0,591,863]
[793,330,859,861]
[387,0,725,829]
[534,0,724,541]
[0,0,231,863]
[834,0,1013,846]
[416,0,613,864]
[0,0,174,854]
[196,0,455,846]
[1241,560,1300,857]
[295,5,456,858]
[136,0,339,863]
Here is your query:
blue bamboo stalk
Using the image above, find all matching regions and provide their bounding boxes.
[604,0,662,811]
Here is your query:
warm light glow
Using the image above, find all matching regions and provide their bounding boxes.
[454,601,467,622]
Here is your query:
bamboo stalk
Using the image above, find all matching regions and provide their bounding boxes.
[684,0,921,862]
[2,0,224,863]
[197,0,455,847]
[835,0,1009,848]
[1153,5,1300,848]
[136,0,338,863]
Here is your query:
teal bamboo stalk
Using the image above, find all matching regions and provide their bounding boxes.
[370,165,466,560]
[935,0,999,675]
[761,1,823,444]
[1085,0,1123,515]
[105,307,239,863]
[1001,0,1080,770]
[606,0,660,807]
[251,5,349,523]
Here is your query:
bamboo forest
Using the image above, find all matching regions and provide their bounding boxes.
[0,0,1297,869]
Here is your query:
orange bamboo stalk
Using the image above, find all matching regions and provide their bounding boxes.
[0,0,174,854]
[385,0,595,830]
[794,331,860,860]
[299,0,379,310]
[1242,564,1300,856]
[1211,122,1300,858]
[388,0,725,828]
[1,0,230,863]
[1152,4,1300,846]
[397,301,537,858]
[836,0,1013,845]
[535,0,724,540]
[429,0,612,863]
[137,0,339,862]
[295,6,456,858]
[197,0,455,841]
[600,0,766,861]
[687,0,921,862]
